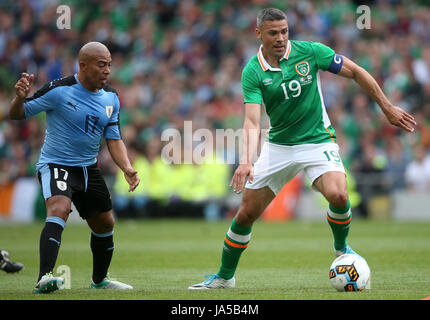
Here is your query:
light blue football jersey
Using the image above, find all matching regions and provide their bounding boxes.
[24,74,121,167]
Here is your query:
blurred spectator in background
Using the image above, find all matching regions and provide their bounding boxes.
[412,45,430,86]
[405,144,430,192]
[384,137,410,191]
[354,133,389,217]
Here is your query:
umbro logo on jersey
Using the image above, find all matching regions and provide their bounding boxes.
[263,78,273,86]
[66,101,78,110]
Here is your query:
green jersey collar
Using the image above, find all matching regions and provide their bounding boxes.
[257,40,292,72]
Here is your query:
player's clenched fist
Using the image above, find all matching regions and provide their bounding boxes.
[14,73,34,99]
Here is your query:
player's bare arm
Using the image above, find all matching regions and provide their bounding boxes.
[9,72,34,120]
[337,56,416,133]
[230,103,261,194]
[106,139,140,192]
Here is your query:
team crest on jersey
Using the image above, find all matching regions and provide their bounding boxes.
[105,105,113,118]
[295,61,310,76]
[56,181,67,191]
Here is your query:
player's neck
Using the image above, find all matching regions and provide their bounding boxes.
[76,73,99,93]
[261,47,282,68]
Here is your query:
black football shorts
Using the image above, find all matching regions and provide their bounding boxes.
[37,162,112,219]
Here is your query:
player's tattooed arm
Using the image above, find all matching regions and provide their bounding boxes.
[337,56,416,133]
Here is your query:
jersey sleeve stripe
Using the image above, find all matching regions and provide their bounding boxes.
[325,127,335,143]
[24,76,77,102]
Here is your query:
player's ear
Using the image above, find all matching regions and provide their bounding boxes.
[79,60,87,72]
[255,27,262,40]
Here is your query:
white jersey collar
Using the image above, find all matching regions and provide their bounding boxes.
[257,40,291,72]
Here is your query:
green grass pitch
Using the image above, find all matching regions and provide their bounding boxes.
[0,218,429,300]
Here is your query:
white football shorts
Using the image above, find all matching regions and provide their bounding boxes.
[245,142,346,195]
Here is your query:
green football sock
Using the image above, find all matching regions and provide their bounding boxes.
[327,200,351,250]
[217,218,252,280]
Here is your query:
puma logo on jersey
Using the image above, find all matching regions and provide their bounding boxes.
[66,101,78,110]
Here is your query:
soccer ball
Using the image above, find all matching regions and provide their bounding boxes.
[329,254,370,292]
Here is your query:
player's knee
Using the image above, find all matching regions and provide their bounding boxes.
[46,198,70,220]
[91,211,115,233]
[106,216,115,231]
[235,204,259,226]
[100,216,115,232]
[327,190,349,208]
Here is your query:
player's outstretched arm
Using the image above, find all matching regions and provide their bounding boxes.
[9,73,34,120]
[337,56,416,133]
[106,139,140,192]
[230,103,261,194]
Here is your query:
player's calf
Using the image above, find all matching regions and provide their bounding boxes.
[38,216,66,282]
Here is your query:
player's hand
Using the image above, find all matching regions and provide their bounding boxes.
[383,105,416,133]
[14,73,34,100]
[124,167,140,192]
[230,163,253,194]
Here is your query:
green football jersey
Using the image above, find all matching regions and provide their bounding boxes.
[241,40,337,145]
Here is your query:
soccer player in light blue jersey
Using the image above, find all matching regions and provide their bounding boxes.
[10,42,140,293]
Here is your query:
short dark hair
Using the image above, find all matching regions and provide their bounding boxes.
[256,8,287,28]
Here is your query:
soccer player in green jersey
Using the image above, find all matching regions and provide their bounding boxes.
[189,8,416,289]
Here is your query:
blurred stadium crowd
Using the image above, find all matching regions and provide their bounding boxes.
[1,0,430,219]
